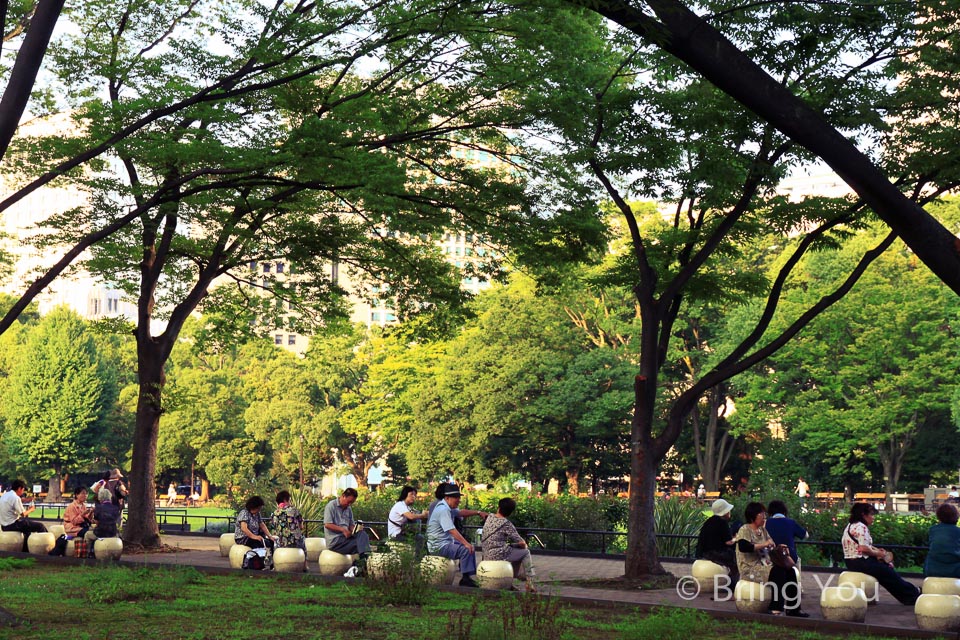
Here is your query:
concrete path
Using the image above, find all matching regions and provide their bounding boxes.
[137,534,949,637]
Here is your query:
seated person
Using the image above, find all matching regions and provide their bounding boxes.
[764,499,808,564]
[0,480,48,551]
[924,503,960,578]
[93,488,122,539]
[735,502,807,617]
[235,495,276,569]
[63,487,94,540]
[696,498,739,585]
[388,485,428,554]
[426,486,488,588]
[841,502,920,605]
[480,497,535,591]
[271,490,307,572]
[323,488,370,557]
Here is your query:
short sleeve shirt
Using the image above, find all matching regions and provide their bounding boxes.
[842,522,872,559]
[426,501,456,552]
[235,508,263,544]
[388,501,411,538]
[323,498,354,547]
[0,490,24,527]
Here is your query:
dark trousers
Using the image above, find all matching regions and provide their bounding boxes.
[328,531,371,556]
[845,557,920,605]
[768,565,801,612]
[2,519,48,552]
[701,548,739,584]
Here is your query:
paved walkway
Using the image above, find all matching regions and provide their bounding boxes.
[138,534,948,637]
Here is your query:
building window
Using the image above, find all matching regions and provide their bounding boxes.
[249,261,257,271]
[263,263,271,273]
[288,334,297,345]
[276,262,284,273]
[371,312,382,322]
[386,312,396,322]
[274,334,283,345]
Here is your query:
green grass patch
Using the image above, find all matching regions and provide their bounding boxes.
[0,563,905,640]
[0,557,34,571]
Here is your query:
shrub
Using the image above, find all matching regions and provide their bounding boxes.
[654,498,708,558]
[365,545,440,606]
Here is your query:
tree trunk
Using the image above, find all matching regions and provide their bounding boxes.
[625,375,666,577]
[692,387,734,492]
[200,478,210,501]
[48,474,61,502]
[123,343,164,548]
[60,473,68,494]
[565,467,580,495]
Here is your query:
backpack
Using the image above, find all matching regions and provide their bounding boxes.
[242,548,267,570]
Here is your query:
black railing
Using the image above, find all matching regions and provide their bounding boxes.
[36,510,932,567]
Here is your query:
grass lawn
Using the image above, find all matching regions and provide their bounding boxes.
[0,558,901,640]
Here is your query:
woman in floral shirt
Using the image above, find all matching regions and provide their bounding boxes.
[480,497,535,591]
[271,490,307,572]
[841,502,919,605]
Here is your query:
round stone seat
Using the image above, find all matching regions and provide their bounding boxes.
[94,537,123,561]
[734,580,771,614]
[420,555,457,585]
[48,524,66,539]
[820,585,868,622]
[691,559,729,593]
[318,549,355,576]
[229,544,252,569]
[476,560,514,590]
[915,593,960,632]
[0,531,23,553]
[273,547,306,573]
[923,577,960,596]
[218,533,235,557]
[27,532,56,555]
[367,552,398,580]
[838,571,879,603]
[304,537,326,562]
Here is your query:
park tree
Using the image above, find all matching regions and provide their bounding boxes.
[0,307,117,499]
[4,0,604,547]
[406,275,635,491]
[741,227,960,505]
[522,0,960,578]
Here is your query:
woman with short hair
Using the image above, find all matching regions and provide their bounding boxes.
[480,497,536,591]
[924,503,960,578]
[236,495,276,568]
[271,490,306,572]
[842,502,920,604]
[734,501,807,617]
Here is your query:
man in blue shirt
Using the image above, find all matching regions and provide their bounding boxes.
[426,486,488,587]
[765,499,808,563]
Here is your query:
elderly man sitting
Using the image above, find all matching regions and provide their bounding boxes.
[323,488,371,557]
[426,486,488,588]
[0,480,48,551]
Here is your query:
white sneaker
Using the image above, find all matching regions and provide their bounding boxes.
[343,566,359,577]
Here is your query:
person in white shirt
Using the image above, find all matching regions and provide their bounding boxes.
[387,486,428,554]
[0,480,48,551]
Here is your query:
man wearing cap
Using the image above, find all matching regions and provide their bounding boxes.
[696,498,739,584]
[106,469,128,508]
[426,486,488,588]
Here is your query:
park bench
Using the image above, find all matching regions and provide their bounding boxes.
[814,492,845,507]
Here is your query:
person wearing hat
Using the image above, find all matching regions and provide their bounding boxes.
[106,469,128,508]
[425,486,489,588]
[695,498,738,585]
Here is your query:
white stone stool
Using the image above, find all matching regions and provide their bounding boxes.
[915,593,960,632]
[94,537,123,561]
[48,524,66,539]
[838,571,879,603]
[0,531,23,553]
[273,547,306,573]
[229,544,252,569]
[366,552,397,580]
[734,580,771,614]
[476,560,514,590]
[304,537,326,562]
[27,532,55,555]
[691,559,729,593]
[420,555,457,585]
[820,585,868,622]
[318,549,354,576]
[218,533,235,557]
[922,577,960,596]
